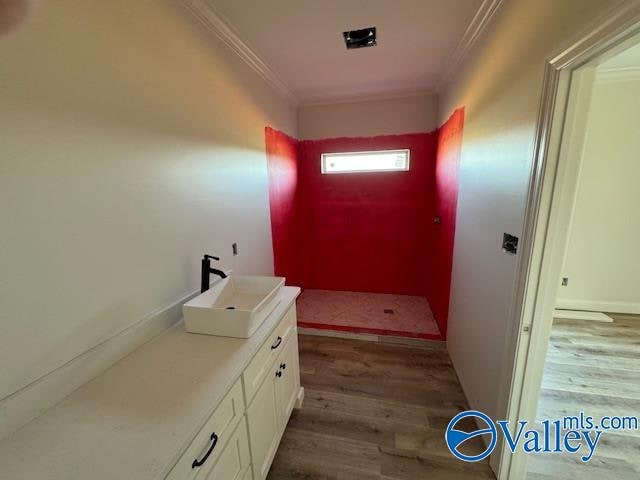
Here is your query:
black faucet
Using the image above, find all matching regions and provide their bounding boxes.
[201,254,227,293]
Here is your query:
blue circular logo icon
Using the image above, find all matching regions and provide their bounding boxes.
[445,410,497,462]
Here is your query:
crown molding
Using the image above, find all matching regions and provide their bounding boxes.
[595,66,640,83]
[179,0,298,104]
[299,87,436,108]
[437,0,503,91]
[180,0,503,106]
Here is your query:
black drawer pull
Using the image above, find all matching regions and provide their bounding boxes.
[192,432,218,468]
[271,336,282,350]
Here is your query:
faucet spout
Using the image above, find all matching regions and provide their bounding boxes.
[210,267,227,279]
[201,254,227,293]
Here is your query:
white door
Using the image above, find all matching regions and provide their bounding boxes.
[246,367,280,480]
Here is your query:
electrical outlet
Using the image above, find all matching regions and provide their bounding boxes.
[232,243,238,256]
[561,277,569,286]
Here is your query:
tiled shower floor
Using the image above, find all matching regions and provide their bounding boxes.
[296,289,442,340]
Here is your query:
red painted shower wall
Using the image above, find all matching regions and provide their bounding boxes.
[296,134,437,295]
[265,112,464,337]
[427,108,465,336]
[265,127,300,284]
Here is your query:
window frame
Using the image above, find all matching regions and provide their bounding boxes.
[320,149,411,174]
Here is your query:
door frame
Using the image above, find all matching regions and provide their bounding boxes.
[495,3,640,479]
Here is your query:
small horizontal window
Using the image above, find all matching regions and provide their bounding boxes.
[321,149,410,174]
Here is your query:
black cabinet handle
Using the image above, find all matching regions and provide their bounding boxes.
[271,336,282,350]
[280,363,286,370]
[276,370,282,378]
[192,432,218,468]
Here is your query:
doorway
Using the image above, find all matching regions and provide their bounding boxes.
[498,10,640,480]
[526,40,640,479]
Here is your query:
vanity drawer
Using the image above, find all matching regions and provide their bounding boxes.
[243,305,296,405]
[198,419,252,480]
[167,379,244,480]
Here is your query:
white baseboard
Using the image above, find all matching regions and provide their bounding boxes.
[553,309,613,322]
[0,285,210,441]
[556,299,640,315]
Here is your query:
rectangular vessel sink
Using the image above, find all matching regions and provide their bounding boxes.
[183,275,284,338]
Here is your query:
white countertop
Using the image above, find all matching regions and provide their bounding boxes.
[0,286,300,480]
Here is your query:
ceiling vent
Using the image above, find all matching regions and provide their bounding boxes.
[342,27,377,49]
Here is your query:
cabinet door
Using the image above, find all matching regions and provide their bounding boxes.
[199,420,252,480]
[275,334,300,429]
[243,307,296,405]
[246,369,280,480]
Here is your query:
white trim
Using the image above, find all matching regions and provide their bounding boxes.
[437,0,504,91]
[596,65,640,82]
[0,276,228,440]
[492,60,572,478]
[299,87,435,108]
[179,0,297,104]
[556,300,640,315]
[497,3,640,479]
[553,309,614,322]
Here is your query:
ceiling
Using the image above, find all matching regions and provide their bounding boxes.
[206,0,489,103]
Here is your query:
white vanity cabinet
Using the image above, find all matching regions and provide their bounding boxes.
[167,303,301,480]
[246,331,300,480]
[0,287,301,480]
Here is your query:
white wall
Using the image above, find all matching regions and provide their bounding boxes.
[298,92,438,139]
[558,73,640,313]
[0,0,296,406]
[438,0,628,432]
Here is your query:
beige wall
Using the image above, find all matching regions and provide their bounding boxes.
[0,0,296,402]
[298,93,438,139]
[438,0,628,429]
[558,74,640,313]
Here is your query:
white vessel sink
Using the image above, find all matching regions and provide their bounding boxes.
[183,275,284,338]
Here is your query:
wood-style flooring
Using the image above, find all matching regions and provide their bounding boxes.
[527,314,640,479]
[267,335,495,479]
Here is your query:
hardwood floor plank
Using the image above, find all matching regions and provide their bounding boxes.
[286,405,396,449]
[527,452,638,480]
[379,447,494,480]
[527,314,640,479]
[267,334,493,480]
[270,428,382,478]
